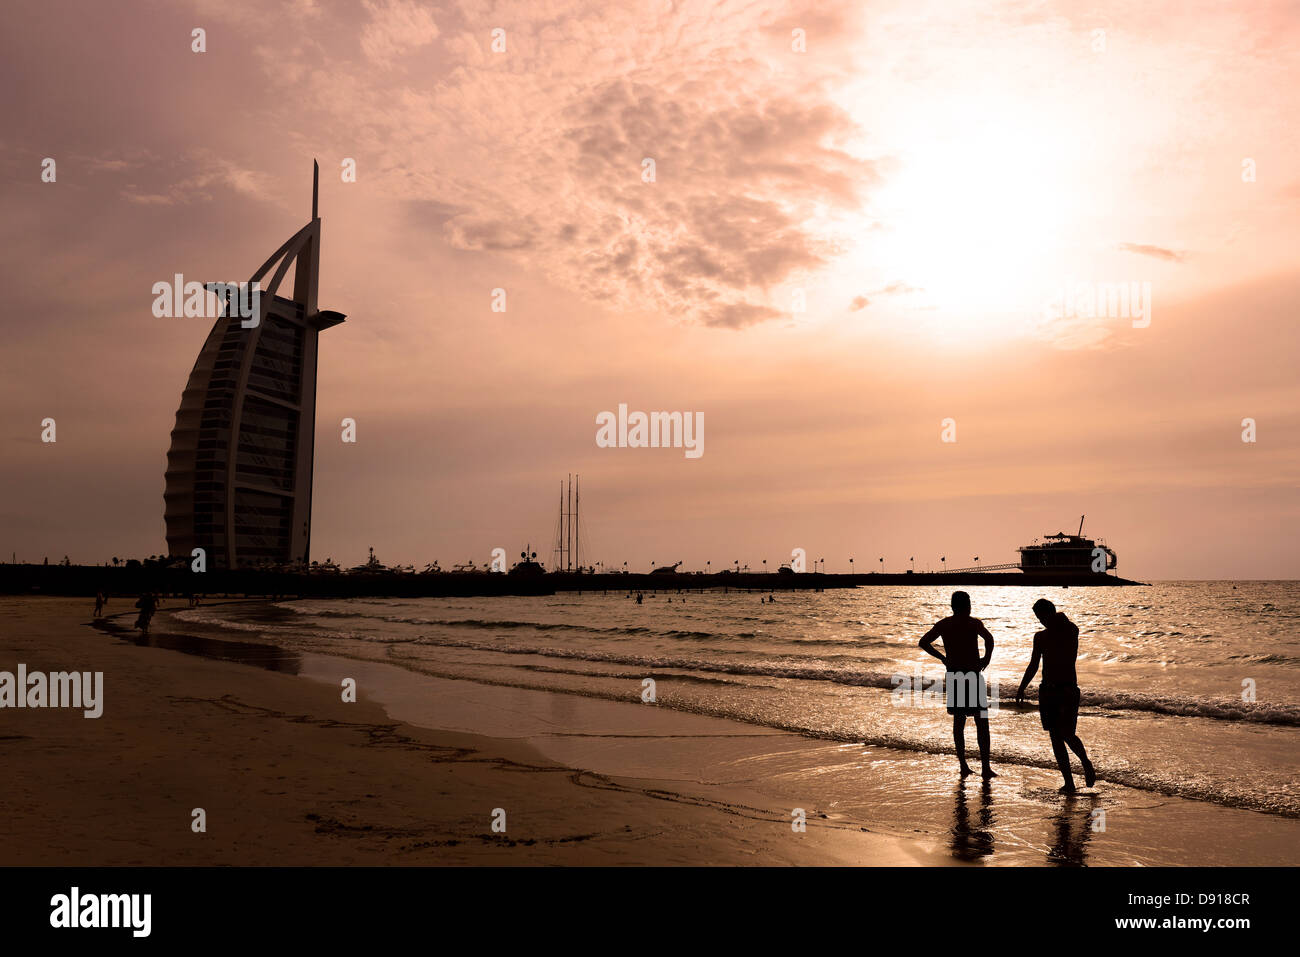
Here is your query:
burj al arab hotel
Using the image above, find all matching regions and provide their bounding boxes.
[164,163,344,570]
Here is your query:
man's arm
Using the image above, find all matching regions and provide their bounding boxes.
[918,623,948,668]
[1016,635,1042,703]
[976,620,995,671]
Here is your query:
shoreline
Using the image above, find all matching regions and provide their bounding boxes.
[171,597,1300,820]
[0,597,933,865]
[4,596,1296,865]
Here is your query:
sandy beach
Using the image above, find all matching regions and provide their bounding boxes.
[0,597,936,865]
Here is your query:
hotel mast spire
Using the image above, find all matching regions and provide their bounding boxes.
[163,158,345,571]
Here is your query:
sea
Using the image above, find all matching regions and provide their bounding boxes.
[170,580,1300,864]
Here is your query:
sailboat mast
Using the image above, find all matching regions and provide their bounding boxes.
[553,481,564,571]
[575,474,580,572]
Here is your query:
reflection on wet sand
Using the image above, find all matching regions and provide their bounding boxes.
[1046,795,1099,865]
[949,779,995,862]
[94,616,302,674]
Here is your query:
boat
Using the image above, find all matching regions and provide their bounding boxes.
[509,546,545,577]
[346,547,389,575]
[1018,516,1116,575]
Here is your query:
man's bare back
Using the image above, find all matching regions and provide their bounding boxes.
[1018,599,1094,793]
[1034,612,1079,685]
[920,615,993,672]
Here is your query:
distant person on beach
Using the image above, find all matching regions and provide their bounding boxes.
[134,592,158,634]
[1016,598,1096,794]
[919,591,997,778]
[93,591,105,617]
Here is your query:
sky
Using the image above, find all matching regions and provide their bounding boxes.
[1,0,1297,579]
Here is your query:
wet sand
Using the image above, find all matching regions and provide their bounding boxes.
[0,598,931,865]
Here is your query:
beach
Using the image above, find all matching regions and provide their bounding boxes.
[2,593,1296,866]
[0,597,931,865]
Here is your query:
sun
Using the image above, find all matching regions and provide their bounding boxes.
[838,94,1088,341]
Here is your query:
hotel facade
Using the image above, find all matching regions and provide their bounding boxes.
[163,164,344,570]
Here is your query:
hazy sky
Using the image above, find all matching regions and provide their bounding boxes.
[1,0,1297,578]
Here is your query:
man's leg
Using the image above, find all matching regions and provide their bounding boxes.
[974,716,996,777]
[1049,731,1075,792]
[1064,734,1095,786]
[953,715,972,776]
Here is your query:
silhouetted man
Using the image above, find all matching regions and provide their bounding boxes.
[919,591,996,778]
[1017,598,1096,793]
[134,592,158,635]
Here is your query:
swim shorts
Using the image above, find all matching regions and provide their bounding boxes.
[945,670,989,717]
[1038,681,1081,735]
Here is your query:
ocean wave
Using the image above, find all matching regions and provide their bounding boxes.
[276,607,785,642]
[214,604,1300,727]
[1226,652,1300,665]
[168,608,414,644]
[377,632,1300,727]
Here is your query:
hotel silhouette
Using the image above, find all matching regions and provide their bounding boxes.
[164,163,344,570]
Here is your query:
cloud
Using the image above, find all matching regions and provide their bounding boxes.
[76,157,135,172]
[1116,242,1185,263]
[849,282,920,310]
[702,302,785,329]
[249,2,880,330]
[443,213,536,251]
[360,0,440,63]
[120,159,277,206]
[520,81,876,326]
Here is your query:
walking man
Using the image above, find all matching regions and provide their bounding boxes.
[1017,598,1096,793]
